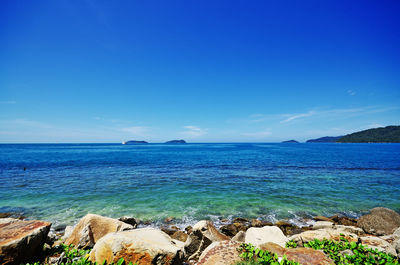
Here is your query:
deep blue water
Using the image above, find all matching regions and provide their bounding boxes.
[0,143,399,227]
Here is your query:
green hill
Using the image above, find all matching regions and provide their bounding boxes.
[337,125,400,143]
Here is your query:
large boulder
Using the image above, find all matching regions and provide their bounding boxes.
[312,221,364,235]
[89,228,183,265]
[260,242,334,265]
[357,207,400,236]
[64,214,134,249]
[184,221,229,261]
[360,236,397,256]
[196,240,241,265]
[288,228,359,246]
[0,219,51,265]
[220,222,247,237]
[245,226,288,247]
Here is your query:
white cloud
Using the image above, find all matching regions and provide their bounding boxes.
[347,90,356,96]
[182,125,206,138]
[280,111,315,123]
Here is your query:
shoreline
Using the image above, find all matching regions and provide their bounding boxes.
[1,207,400,264]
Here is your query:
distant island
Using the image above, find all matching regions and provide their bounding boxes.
[306,136,343,143]
[337,125,400,143]
[122,140,148,144]
[306,125,400,143]
[282,140,299,143]
[165,140,186,144]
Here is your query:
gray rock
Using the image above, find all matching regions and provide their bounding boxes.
[184,220,229,261]
[360,236,397,256]
[118,216,138,228]
[232,231,246,242]
[357,207,400,236]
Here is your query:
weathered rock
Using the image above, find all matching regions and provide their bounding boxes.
[393,238,400,257]
[0,218,19,225]
[312,221,335,230]
[361,236,397,256]
[393,227,400,239]
[165,217,174,223]
[185,226,193,234]
[357,207,400,236]
[171,231,188,242]
[337,216,358,227]
[288,229,358,247]
[275,221,305,236]
[245,226,288,247]
[251,219,272,228]
[339,249,354,257]
[184,221,229,261]
[196,240,241,265]
[260,242,333,265]
[312,222,364,235]
[232,231,246,242]
[286,247,334,264]
[118,216,138,228]
[64,214,134,249]
[220,222,247,237]
[314,216,334,222]
[233,217,249,223]
[89,228,183,264]
[0,219,51,265]
[161,226,179,236]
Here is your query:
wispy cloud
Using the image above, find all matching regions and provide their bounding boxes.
[347,90,356,96]
[280,111,315,123]
[182,125,206,138]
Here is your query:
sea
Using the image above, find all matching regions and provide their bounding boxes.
[0,143,399,229]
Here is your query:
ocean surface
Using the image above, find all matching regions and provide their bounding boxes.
[0,143,399,228]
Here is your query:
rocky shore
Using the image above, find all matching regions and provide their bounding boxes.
[1,207,400,264]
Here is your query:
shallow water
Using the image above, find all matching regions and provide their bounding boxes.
[0,143,399,227]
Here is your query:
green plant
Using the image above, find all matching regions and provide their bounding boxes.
[25,244,139,265]
[237,243,300,265]
[285,240,297,249]
[237,238,399,265]
[303,237,399,265]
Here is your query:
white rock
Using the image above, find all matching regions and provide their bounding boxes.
[245,226,288,247]
[89,228,183,264]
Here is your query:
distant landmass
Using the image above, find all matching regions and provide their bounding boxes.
[337,125,400,143]
[306,136,343,143]
[282,140,299,143]
[305,125,400,143]
[122,140,148,144]
[165,140,186,144]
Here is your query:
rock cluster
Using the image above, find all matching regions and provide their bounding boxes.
[1,207,400,264]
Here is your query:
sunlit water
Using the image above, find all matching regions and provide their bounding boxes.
[1,143,399,228]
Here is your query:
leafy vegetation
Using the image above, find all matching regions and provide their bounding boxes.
[236,237,399,265]
[303,236,399,265]
[236,243,300,265]
[337,125,400,143]
[25,244,137,265]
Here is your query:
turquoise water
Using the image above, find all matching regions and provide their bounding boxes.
[0,143,399,227]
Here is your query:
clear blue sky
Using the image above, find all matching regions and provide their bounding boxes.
[1,0,399,143]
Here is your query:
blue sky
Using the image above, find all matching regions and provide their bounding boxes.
[1,0,399,143]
